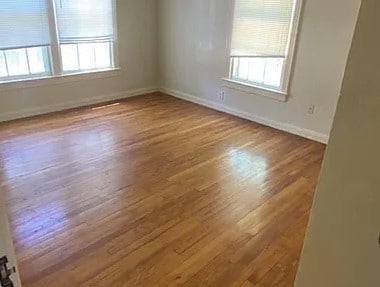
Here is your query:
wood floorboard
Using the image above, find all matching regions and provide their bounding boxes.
[0,93,325,287]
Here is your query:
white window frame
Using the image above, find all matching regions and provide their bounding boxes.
[0,0,120,87]
[223,0,303,102]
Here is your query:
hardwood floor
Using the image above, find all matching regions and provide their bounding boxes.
[0,93,325,287]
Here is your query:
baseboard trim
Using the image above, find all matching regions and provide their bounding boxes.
[0,87,158,123]
[160,87,329,144]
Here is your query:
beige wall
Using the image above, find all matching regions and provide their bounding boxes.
[0,190,22,287]
[0,0,158,122]
[295,1,380,286]
[157,0,361,142]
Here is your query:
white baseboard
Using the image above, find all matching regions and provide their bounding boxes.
[159,87,329,144]
[0,87,158,123]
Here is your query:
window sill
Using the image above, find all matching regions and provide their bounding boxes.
[222,78,288,102]
[0,68,122,92]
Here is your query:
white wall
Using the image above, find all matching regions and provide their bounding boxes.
[0,0,158,122]
[296,0,380,285]
[157,0,361,143]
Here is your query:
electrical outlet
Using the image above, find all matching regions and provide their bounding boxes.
[307,105,315,115]
[218,91,225,101]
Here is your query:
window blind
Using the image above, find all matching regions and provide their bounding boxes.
[54,0,114,44]
[231,0,295,57]
[0,0,50,49]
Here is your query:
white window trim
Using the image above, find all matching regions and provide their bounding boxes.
[224,0,303,102]
[0,0,120,86]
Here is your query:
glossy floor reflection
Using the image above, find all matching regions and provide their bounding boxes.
[0,93,325,287]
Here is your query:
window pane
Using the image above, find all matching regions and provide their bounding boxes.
[27,47,48,74]
[231,56,284,89]
[62,42,113,73]
[263,58,284,87]
[6,48,29,76]
[231,58,239,77]
[61,44,79,71]
[237,58,249,80]
[248,58,266,84]
[78,43,96,70]
[94,42,111,69]
[0,51,7,77]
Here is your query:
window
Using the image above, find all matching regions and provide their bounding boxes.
[228,0,302,94]
[0,1,51,80]
[0,0,117,83]
[55,0,115,73]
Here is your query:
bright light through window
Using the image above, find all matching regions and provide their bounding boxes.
[6,49,29,76]
[28,47,49,74]
[61,41,112,72]
[61,44,79,71]
[0,47,50,79]
[231,57,284,89]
